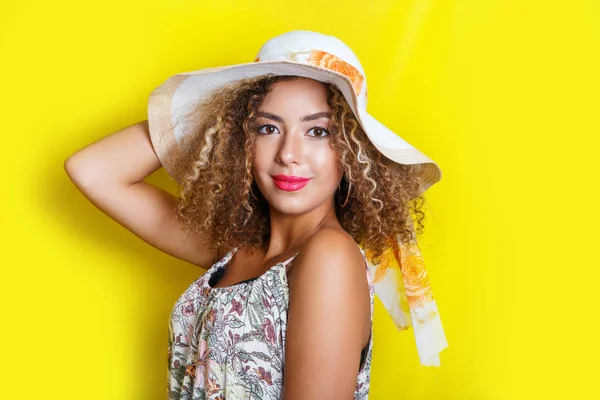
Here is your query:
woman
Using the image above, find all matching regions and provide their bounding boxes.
[64,30,447,399]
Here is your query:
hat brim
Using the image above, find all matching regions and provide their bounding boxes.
[148,60,441,194]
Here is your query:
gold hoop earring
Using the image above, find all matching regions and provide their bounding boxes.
[338,179,351,208]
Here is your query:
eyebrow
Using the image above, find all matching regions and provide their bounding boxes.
[255,111,332,122]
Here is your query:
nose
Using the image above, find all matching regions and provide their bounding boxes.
[276,128,304,165]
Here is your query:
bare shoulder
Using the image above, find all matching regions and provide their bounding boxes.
[291,227,366,279]
[288,227,368,300]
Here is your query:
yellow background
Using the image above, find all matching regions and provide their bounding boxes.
[1,0,598,398]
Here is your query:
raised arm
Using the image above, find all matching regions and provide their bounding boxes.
[283,228,371,399]
[64,120,218,269]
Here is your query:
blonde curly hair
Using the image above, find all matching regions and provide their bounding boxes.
[170,74,428,265]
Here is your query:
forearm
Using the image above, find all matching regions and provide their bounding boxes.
[64,120,160,189]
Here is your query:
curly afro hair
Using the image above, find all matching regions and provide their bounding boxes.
[170,74,429,265]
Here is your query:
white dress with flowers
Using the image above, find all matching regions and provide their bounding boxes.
[167,244,374,399]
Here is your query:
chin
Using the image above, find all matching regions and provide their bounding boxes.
[264,194,317,215]
[267,199,308,215]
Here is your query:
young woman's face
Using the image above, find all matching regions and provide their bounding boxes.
[251,77,343,216]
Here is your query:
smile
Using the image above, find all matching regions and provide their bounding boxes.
[271,175,310,192]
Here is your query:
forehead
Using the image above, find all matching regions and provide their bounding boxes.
[260,78,329,110]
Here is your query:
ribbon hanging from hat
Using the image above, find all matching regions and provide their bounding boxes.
[360,214,448,367]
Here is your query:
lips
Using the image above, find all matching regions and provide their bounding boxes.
[271,175,310,192]
[271,174,310,182]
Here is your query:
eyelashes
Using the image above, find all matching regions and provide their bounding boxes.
[256,124,330,139]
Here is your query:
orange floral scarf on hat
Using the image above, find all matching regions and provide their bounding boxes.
[361,215,449,366]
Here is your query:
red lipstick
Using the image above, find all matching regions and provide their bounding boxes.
[271,175,310,192]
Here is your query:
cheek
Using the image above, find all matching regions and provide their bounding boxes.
[309,146,342,178]
[252,142,268,172]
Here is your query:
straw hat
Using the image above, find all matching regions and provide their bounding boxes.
[147,30,448,366]
[147,30,441,195]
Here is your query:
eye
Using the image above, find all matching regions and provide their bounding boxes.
[257,124,280,135]
[307,127,330,139]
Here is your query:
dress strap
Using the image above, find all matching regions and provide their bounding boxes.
[358,247,369,268]
[282,252,300,282]
[282,251,300,267]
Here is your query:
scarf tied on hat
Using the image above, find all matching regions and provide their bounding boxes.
[360,217,448,366]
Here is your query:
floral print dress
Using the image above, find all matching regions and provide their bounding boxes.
[167,244,374,399]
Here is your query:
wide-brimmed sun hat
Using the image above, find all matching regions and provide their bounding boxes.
[147,29,448,366]
[148,30,441,193]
